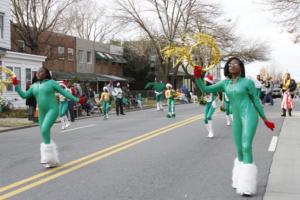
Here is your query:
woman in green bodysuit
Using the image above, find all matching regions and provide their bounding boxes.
[12,67,81,168]
[145,80,165,111]
[194,57,275,196]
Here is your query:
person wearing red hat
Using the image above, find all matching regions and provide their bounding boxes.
[203,74,217,138]
[193,57,275,196]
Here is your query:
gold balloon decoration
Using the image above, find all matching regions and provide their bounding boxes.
[0,66,15,94]
[162,32,220,72]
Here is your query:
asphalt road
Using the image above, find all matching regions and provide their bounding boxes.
[0,100,284,200]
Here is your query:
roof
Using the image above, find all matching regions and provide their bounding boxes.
[95,51,127,64]
[51,71,131,82]
[51,71,110,82]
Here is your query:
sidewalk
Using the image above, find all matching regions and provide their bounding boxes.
[264,111,300,200]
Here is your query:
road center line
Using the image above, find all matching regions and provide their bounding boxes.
[0,116,201,199]
[0,115,201,196]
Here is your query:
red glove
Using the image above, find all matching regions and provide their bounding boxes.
[12,76,20,86]
[194,65,203,79]
[78,96,85,105]
[264,119,275,131]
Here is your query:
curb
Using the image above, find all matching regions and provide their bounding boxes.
[0,105,160,133]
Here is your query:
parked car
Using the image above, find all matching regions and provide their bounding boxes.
[272,87,282,98]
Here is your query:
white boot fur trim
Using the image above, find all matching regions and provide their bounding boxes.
[40,141,60,166]
[236,163,257,196]
[232,158,242,188]
[207,120,214,138]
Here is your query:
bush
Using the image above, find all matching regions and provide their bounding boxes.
[0,108,28,118]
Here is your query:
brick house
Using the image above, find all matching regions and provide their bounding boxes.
[11,25,128,83]
[11,24,76,73]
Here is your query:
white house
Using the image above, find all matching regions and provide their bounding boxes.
[0,0,45,108]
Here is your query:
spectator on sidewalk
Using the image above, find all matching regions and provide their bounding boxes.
[68,83,77,121]
[136,93,143,109]
[280,73,296,116]
[122,83,131,109]
[112,82,125,116]
[262,77,274,106]
[106,81,114,95]
[25,81,37,122]
[25,74,38,122]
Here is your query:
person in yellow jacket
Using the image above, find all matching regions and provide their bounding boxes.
[99,87,111,119]
[165,83,176,118]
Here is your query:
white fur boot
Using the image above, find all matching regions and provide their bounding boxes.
[232,158,242,188]
[64,115,70,128]
[60,117,65,130]
[40,141,60,167]
[207,120,214,138]
[159,101,163,110]
[236,163,257,196]
[156,102,160,110]
[226,115,231,126]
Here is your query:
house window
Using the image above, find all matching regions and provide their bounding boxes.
[78,50,84,63]
[14,67,21,89]
[17,40,25,52]
[58,46,64,59]
[25,68,31,83]
[32,71,37,80]
[0,13,4,39]
[6,67,14,92]
[68,48,74,61]
[87,51,91,63]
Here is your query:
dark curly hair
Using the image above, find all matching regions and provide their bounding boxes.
[224,57,245,78]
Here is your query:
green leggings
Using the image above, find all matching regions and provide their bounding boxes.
[59,101,68,117]
[168,98,175,113]
[156,93,163,102]
[102,101,110,115]
[38,107,59,144]
[204,102,215,124]
[232,110,258,163]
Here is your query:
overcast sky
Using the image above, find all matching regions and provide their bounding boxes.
[216,0,300,80]
[105,0,300,80]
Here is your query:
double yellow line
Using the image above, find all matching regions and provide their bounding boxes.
[0,114,202,199]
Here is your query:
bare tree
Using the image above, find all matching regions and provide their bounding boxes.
[266,0,300,42]
[114,0,219,82]
[11,0,79,54]
[56,0,116,42]
[114,0,270,82]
